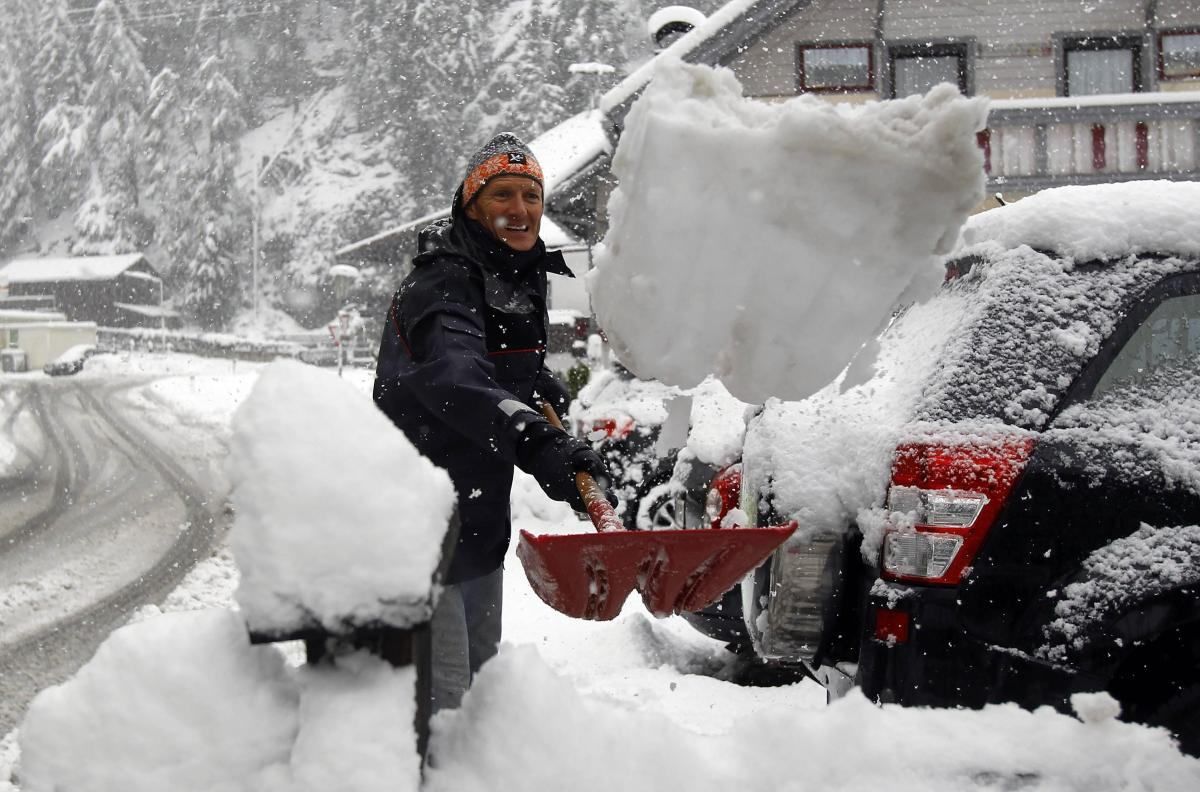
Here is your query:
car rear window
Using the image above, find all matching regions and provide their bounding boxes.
[915,244,1200,430]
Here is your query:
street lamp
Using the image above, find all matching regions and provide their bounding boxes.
[568,62,616,110]
[328,263,361,377]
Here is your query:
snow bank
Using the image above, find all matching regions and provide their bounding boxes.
[590,60,987,404]
[964,181,1200,262]
[18,610,299,792]
[17,610,420,792]
[229,359,455,635]
[423,645,1199,792]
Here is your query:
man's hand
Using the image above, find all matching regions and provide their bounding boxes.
[517,421,614,512]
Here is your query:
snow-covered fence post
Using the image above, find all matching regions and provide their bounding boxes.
[228,359,457,766]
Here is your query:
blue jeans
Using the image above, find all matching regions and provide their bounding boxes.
[429,567,503,712]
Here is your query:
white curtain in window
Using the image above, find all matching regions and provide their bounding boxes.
[804,47,870,89]
[1067,48,1133,96]
[1162,33,1200,78]
[894,55,960,97]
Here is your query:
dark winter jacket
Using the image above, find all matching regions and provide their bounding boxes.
[373,212,574,584]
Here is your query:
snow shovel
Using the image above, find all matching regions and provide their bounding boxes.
[515,404,797,621]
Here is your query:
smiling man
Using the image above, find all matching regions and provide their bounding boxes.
[373,133,612,714]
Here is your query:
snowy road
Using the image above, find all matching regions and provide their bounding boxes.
[0,377,228,733]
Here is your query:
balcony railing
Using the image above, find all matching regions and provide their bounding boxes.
[980,91,1200,193]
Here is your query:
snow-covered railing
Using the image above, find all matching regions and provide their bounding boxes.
[982,91,1200,193]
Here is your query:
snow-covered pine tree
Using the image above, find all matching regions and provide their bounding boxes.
[245,0,310,101]
[30,0,88,216]
[142,68,191,220]
[178,55,249,328]
[404,0,490,207]
[0,36,35,251]
[466,0,569,144]
[347,0,409,131]
[29,0,85,116]
[74,0,153,254]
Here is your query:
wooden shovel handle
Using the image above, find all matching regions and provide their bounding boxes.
[539,402,625,533]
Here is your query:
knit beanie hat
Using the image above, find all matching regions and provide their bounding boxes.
[461,133,544,207]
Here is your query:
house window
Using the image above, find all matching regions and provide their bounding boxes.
[1160,30,1200,80]
[888,43,969,98]
[798,43,874,93]
[1061,35,1143,96]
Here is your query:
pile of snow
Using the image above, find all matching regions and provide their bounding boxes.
[15,609,1199,792]
[590,59,987,404]
[229,360,455,635]
[963,181,1200,262]
[17,610,420,792]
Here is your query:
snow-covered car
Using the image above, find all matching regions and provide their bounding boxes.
[570,363,748,530]
[689,181,1200,754]
[43,344,101,376]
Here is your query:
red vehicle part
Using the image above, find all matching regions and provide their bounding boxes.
[517,407,796,621]
[704,464,743,528]
[881,438,1036,586]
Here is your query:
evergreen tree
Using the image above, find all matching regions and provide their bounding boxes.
[142,68,191,212]
[467,0,568,143]
[30,0,88,216]
[29,0,85,116]
[178,55,249,327]
[0,37,34,250]
[75,0,153,253]
[405,0,489,207]
[247,0,309,100]
[347,0,414,132]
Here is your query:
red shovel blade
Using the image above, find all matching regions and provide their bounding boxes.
[516,524,797,621]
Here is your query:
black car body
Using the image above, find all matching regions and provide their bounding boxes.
[686,182,1200,753]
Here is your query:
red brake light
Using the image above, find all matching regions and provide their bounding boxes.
[873,608,910,644]
[882,438,1034,586]
[704,464,743,529]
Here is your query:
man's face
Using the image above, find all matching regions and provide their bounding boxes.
[465,175,544,252]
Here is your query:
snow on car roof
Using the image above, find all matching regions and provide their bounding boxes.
[961,181,1200,263]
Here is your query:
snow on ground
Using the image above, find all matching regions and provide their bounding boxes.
[2,354,1199,790]
[590,61,986,404]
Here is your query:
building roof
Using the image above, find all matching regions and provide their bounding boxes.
[0,253,158,284]
[600,0,812,134]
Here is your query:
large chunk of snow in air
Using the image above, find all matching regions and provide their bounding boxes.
[229,359,455,634]
[589,60,987,404]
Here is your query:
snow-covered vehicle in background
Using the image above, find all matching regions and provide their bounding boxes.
[569,363,748,530]
[687,182,1200,753]
[43,344,103,376]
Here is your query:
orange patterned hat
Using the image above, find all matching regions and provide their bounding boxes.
[462,133,544,206]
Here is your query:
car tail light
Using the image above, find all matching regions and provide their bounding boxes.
[587,416,635,441]
[704,463,743,528]
[881,438,1035,585]
[873,608,910,644]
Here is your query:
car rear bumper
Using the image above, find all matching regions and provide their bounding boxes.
[858,580,1077,712]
